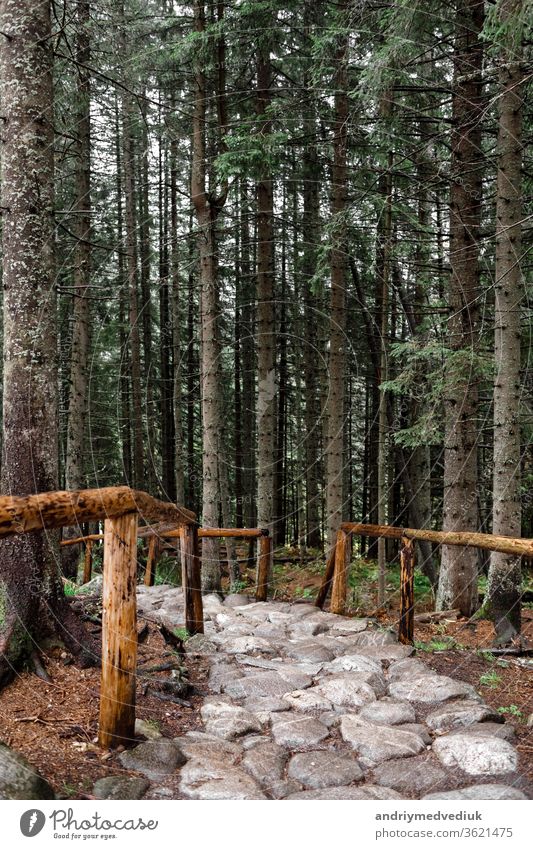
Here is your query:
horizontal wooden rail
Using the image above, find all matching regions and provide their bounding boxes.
[340,523,533,558]
[0,486,195,539]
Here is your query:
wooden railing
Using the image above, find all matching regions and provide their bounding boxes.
[62,525,272,602]
[0,486,197,749]
[316,522,533,645]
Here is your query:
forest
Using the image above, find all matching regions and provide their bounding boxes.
[0,0,531,806]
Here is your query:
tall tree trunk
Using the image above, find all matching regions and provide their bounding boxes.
[170,132,185,506]
[486,0,524,643]
[256,33,276,583]
[437,0,484,616]
[0,0,93,684]
[325,12,348,554]
[115,96,132,483]
[159,132,175,501]
[63,0,91,578]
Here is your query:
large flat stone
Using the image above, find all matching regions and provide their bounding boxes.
[349,630,396,646]
[283,689,333,712]
[270,713,329,748]
[322,653,383,677]
[286,641,336,663]
[460,722,515,741]
[423,784,528,800]
[339,644,414,662]
[389,674,479,703]
[372,755,449,797]
[119,740,186,780]
[223,671,293,699]
[329,618,368,635]
[179,761,266,800]
[201,699,262,740]
[174,733,242,767]
[223,636,277,655]
[208,661,244,693]
[242,741,288,793]
[359,698,416,726]
[388,658,432,680]
[286,785,402,800]
[432,732,518,776]
[315,673,379,708]
[426,700,502,734]
[340,716,426,764]
[288,750,363,789]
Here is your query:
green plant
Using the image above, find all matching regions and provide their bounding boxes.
[229,580,249,594]
[293,586,315,600]
[63,580,77,597]
[477,649,496,663]
[479,671,502,689]
[497,704,524,720]
[173,627,191,642]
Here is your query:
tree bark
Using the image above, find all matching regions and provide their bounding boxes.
[437,0,484,616]
[0,0,93,685]
[486,0,524,643]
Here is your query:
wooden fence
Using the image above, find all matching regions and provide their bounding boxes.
[61,525,272,601]
[316,522,533,645]
[0,486,197,749]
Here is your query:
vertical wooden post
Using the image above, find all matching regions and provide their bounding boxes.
[399,536,415,645]
[144,535,157,586]
[181,523,204,635]
[99,512,138,748]
[330,529,349,615]
[83,539,93,584]
[315,547,336,609]
[256,532,271,601]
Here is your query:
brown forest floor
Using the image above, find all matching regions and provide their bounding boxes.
[0,550,532,799]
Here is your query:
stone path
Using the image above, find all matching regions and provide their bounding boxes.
[98,587,529,801]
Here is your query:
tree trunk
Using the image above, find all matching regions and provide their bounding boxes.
[170,132,185,506]
[256,36,276,585]
[325,13,348,554]
[0,0,94,685]
[437,0,484,616]
[486,0,524,644]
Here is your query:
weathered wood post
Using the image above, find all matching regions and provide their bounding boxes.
[315,548,336,609]
[181,523,204,635]
[83,539,93,584]
[256,531,271,602]
[398,536,415,645]
[330,529,349,615]
[98,512,138,748]
[144,535,158,586]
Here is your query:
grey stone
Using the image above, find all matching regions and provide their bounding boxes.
[135,719,163,740]
[373,755,449,797]
[201,699,262,740]
[93,776,149,800]
[179,761,266,800]
[388,658,432,680]
[288,750,363,789]
[283,689,333,712]
[243,696,291,715]
[223,670,307,700]
[119,740,186,780]
[223,593,252,607]
[208,661,244,693]
[349,630,396,646]
[174,733,242,766]
[359,698,416,726]
[269,779,303,799]
[319,711,342,728]
[423,784,528,801]
[271,713,329,748]
[286,641,336,664]
[389,674,479,703]
[254,623,288,639]
[242,741,288,790]
[322,653,383,677]
[288,614,332,637]
[329,618,368,635]
[223,636,277,655]
[286,785,402,800]
[432,732,518,776]
[426,700,502,734]
[184,633,218,656]
[460,722,515,741]
[340,716,426,764]
[241,735,270,750]
[0,743,55,800]
[315,673,379,708]
[398,723,433,745]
